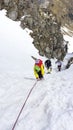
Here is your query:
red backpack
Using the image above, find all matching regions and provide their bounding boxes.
[35,59,43,67]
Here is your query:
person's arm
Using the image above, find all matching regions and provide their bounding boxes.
[34,66,39,78]
[41,64,45,75]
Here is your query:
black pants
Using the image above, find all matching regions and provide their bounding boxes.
[37,71,43,79]
[58,65,61,71]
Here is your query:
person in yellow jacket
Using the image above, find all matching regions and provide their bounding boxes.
[33,59,44,80]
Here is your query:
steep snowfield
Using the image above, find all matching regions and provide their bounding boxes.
[0,10,73,130]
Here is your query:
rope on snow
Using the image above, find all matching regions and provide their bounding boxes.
[12,80,38,130]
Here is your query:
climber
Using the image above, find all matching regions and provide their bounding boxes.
[44,59,52,73]
[32,56,44,80]
[55,59,62,71]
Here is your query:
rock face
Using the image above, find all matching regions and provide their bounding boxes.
[49,0,73,37]
[0,0,71,60]
[66,57,73,69]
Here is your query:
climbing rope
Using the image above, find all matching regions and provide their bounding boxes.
[12,80,38,130]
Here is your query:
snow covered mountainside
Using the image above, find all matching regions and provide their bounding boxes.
[0,10,73,130]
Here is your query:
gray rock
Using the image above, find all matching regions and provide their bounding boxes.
[7,10,18,21]
[4,0,10,6]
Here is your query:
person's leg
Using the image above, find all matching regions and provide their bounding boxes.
[58,65,61,71]
[38,71,43,79]
[47,66,52,74]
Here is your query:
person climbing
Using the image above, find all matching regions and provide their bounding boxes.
[31,56,44,80]
[55,59,62,71]
[44,59,52,74]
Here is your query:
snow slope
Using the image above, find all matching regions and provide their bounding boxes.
[0,10,73,130]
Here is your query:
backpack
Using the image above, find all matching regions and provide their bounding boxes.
[35,59,43,67]
[45,60,51,67]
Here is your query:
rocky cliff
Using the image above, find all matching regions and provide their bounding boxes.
[0,0,73,60]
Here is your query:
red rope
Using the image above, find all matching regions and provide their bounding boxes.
[12,81,38,130]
